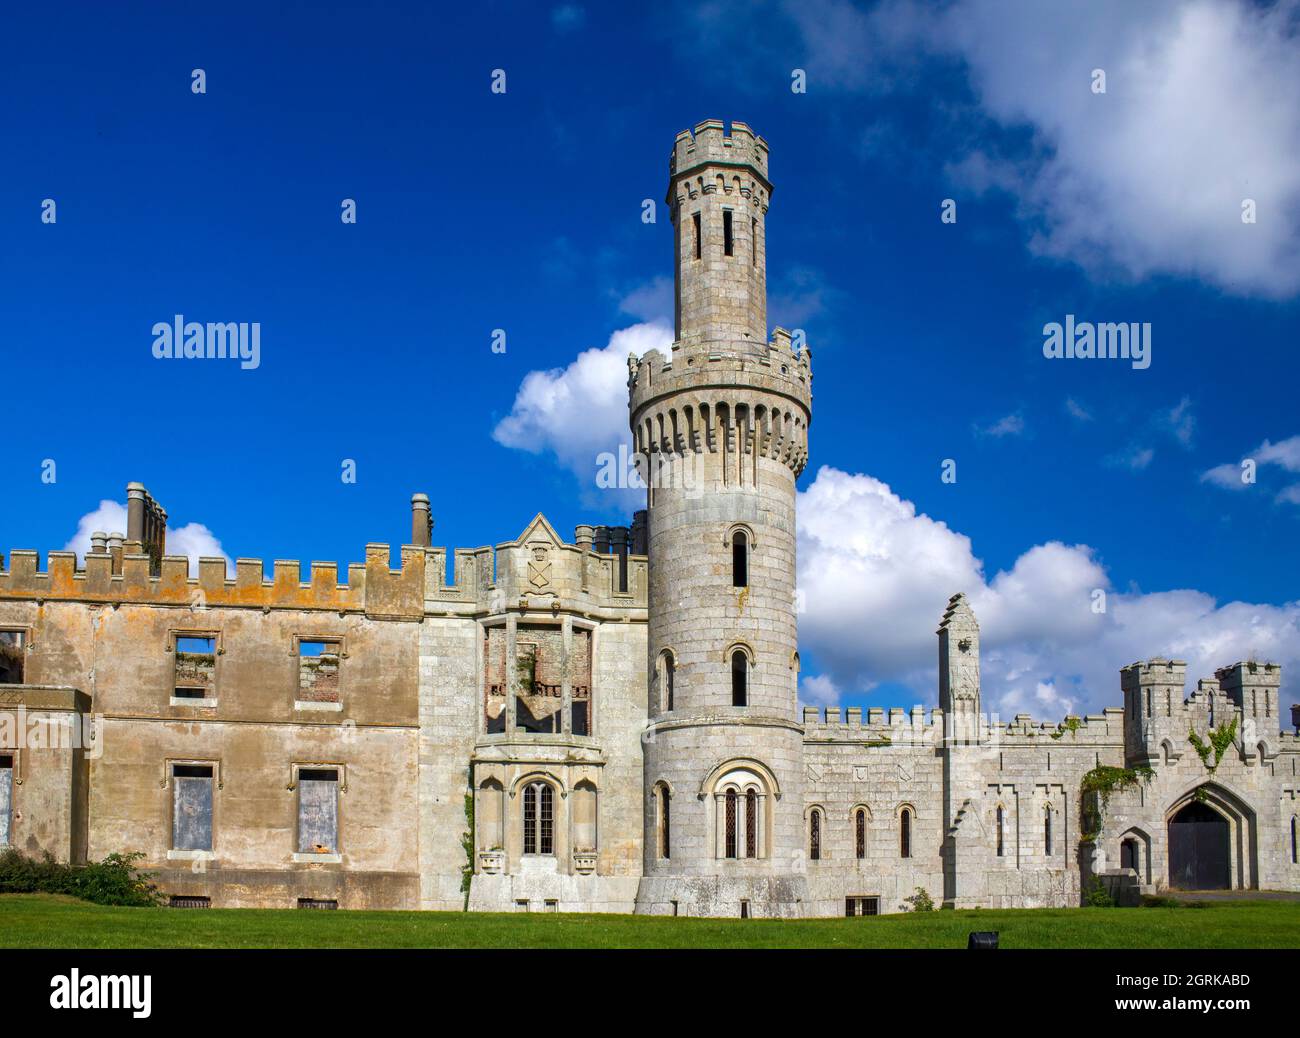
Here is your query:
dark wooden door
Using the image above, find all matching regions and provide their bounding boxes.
[1168,802,1230,890]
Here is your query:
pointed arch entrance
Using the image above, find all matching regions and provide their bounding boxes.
[1168,801,1229,890]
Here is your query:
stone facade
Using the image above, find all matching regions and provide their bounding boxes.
[0,121,1297,916]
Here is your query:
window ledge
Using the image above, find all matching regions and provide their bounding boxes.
[166,849,215,862]
[294,700,343,712]
[292,852,342,864]
[171,697,217,707]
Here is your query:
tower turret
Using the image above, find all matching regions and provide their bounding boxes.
[938,592,981,739]
[633,121,811,918]
[669,119,772,350]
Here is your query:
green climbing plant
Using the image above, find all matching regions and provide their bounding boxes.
[1079,764,1154,842]
[460,785,475,911]
[1188,715,1237,774]
[1050,716,1082,741]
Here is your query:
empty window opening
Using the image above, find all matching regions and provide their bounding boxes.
[996,806,1005,857]
[174,635,215,699]
[731,650,748,707]
[900,808,913,859]
[723,209,734,256]
[739,899,750,919]
[692,212,701,259]
[297,768,340,854]
[0,631,25,684]
[751,217,757,266]
[1044,807,1053,856]
[845,896,880,917]
[297,898,338,910]
[298,639,341,704]
[169,895,211,909]
[732,531,748,587]
[523,781,554,855]
[172,764,214,852]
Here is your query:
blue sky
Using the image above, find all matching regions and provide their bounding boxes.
[2,1,1298,719]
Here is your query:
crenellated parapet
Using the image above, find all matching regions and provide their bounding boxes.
[628,327,812,479]
[669,119,770,193]
[799,704,1127,747]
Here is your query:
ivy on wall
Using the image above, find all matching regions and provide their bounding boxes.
[1188,716,1237,774]
[1079,764,1154,842]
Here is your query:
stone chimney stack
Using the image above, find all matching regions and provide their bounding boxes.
[411,494,433,547]
[89,531,108,555]
[125,482,167,575]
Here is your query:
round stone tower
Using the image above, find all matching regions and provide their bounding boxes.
[631,120,812,917]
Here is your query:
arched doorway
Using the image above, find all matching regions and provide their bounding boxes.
[1168,802,1230,890]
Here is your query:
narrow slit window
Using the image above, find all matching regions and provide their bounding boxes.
[809,809,821,861]
[1044,806,1053,856]
[855,809,866,859]
[725,789,737,858]
[745,789,757,858]
[723,209,734,256]
[900,808,912,859]
[731,650,747,707]
[732,531,748,587]
[692,212,701,259]
[659,786,671,860]
[751,217,757,266]
[996,806,1005,857]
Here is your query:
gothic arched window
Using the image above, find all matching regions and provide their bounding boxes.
[746,789,758,859]
[900,807,913,859]
[659,650,675,713]
[809,808,822,861]
[731,649,748,707]
[522,781,554,856]
[854,808,867,860]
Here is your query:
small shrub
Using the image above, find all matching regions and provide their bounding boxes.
[0,849,159,907]
[1139,895,1180,909]
[1085,877,1115,908]
[903,887,935,912]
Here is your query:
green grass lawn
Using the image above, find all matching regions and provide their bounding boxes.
[1,894,1298,948]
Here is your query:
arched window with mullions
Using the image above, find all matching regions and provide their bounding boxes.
[900,807,913,859]
[522,781,554,856]
[809,808,822,861]
[854,808,867,860]
[732,530,748,587]
[731,649,748,707]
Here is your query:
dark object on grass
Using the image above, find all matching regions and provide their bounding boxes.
[967,931,999,949]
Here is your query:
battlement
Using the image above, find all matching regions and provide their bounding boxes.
[800,704,1127,746]
[629,326,810,406]
[670,119,769,184]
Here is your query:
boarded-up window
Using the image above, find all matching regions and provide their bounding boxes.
[298,640,341,703]
[0,755,13,847]
[174,636,215,698]
[0,631,25,684]
[172,764,214,851]
[298,768,339,853]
